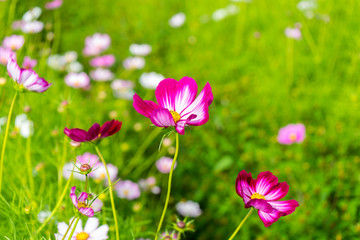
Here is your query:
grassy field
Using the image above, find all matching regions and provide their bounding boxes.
[0,0,360,239]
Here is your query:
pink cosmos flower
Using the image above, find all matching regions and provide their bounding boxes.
[65,72,90,89]
[138,176,161,194]
[91,163,118,183]
[0,47,15,66]
[133,77,213,135]
[21,21,44,34]
[12,20,24,30]
[123,57,145,70]
[91,198,103,212]
[160,231,178,240]
[236,170,299,227]
[2,35,25,51]
[7,57,51,92]
[83,33,111,56]
[115,180,141,200]
[45,0,62,9]
[22,56,37,69]
[64,120,122,143]
[90,54,115,68]
[285,27,302,40]
[77,152,100,172]
[156,157,177,174]
[277,123,306,145]
[70,186,94,217]
[90,68,114,81]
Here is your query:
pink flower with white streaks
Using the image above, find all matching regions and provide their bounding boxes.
[129,44,152,56]
[133,77,213,135]
[21,21,44,34]
[83,33,111,56]
[65,72,90,89]
[45,0,62,9]
[70,186,94,217]
[90,68,114,82]
[2,35,25,51]
[284,27,302,40]
[7,57,51,92]
[123,57,145,70]
[236,170,299,227]
[115,180,141,200]
[277,123,306,145]
[90,54,115,68]
[91,198,103,213]
[0,47,15,66]
[156,157,177,174]
[22,56,37,69]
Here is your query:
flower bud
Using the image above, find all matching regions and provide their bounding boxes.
[176,221,185,229]
[80,163,91,173]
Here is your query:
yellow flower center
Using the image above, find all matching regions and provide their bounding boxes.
[77,201,88,208]
[251,192,266,200]
[170,110,181,123]
[76,232,89,240]
[289,133,297,141]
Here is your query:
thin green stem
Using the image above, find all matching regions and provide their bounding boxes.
[0,91,18,194]
[95,146,119,240]
[67,217,80,240]
[85,174,88,192]
[25,135,34,195]
[155,133,179,240]
[228,208,254,240]
[61,217,76,240]
[58,135,68,197]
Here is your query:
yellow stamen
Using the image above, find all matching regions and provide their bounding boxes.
[170,110,181,123]
[251,192,266,200]
[76,232,89,240]
[289,133,297,141]
[77,201,88,208]
[124,190,129,196]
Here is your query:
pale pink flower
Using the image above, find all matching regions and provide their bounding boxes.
[65,72,90,89]
[22,56,37,69]
[21,21,44,34]
[139,72,165,89]
[129,44,152,56]
[83,33,111,56]
[22,7,42,22]
[156,157,177,174]
[91,163,118,183]
[138,176,161,194]
[284,27,302,40]
[111,79,135,100]
[90,68,114,82]
[115,180,141,200]
[123,57,145,70]
[0,47,15,66]
[12,20,24,30]
[169,13,186,28]
[2,35,25,51]
[90,54,115,67]
[175,200,202,218]
[91,198,103,212]
[277,123,306,145]
[45,0,62,9]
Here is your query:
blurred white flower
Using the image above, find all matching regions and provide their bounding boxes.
[47,54,66,71]
[21,21,44,34]
[64,51,78,63]
[91,163,118,184]
[297,0,317,12]
[65,72,90,89]
[139,72,164,89]
[55,218,109,240]
[66,61,83,73]
[15,114,33,138]
[175,200,202,218]
[111,79,135,100]
[22,7,42,22]
[169,12,186,28]
[37,210,51,223]
[90,68,114,81]
[123,57,145,70]
[285,27,302,40]
[156,157,177,174]
[91,198,103,212]
[212,9,228,21]
[129,44,152,56]
[138,176,161,195]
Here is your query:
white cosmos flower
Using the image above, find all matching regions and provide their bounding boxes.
[22,7,42,22]
[37,210,51,223]
[15,114,33,138]
[129,44,152,56]
[139,72,165,89]
[175,200,202,218]
[169,12,186,28]
[55,217,109,240]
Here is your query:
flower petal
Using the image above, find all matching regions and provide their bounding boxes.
[84,218,100,233]
[79,207,95,217]
[133,93,160,118]
[175,120,187,135]
[100,120,122,138]
[180,82,213,126]
[89,225,109,239]
[155,78,177,110]
[255,171,279,196]
[264,182,289,201]
[7,57,20,83]
[245,199,273,213]
[267,200,299,215]
[70,186,78,207]
[87,123,101,140]
[235,170,255,204]
[174,76,198,113]
[258,209,282,227]
[64,127,90,142]
[19,69,39,86]
[78,192,88,202]
[25,78,51,93]
[150,108,175,127]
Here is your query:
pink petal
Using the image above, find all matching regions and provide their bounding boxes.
[264,182,289,200]
[70,186,78,207]
[19,69,39,86]
[255,171,278,196]
[78,192,88,202]
[245,199,273,213]
[133,93,160,118]
[150,108,175,127]
[79,207,94,217]
[180,82,213,126]
[174,76,198,113]
[7,57,20,83]
[267,200,299,215]
[258,209,282,227]
[87,123,100,140]
[155,78,177,110]
[235,170,255,204]
[175,120,187,135]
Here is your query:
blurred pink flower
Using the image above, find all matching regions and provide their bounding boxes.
[90,54,115,67]
[277,123,306,145]
[0,47,15,65]
[2,35,25,51]
[22,56,37,69]
[138,176,161,194]
[83,33,111,56]
[115,180,141,200]
[45,0,62,9]
[91,163,118,183]
[65,72,90,89]
[91,198,103,213]
[284,27,302,40]
[123,57,145,70]
[236,170,299,227]
[156,157,177,174]
[12,20,24,30]
[90,68,114,82]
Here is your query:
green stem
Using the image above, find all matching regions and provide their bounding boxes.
[61,217,76,240]
[67,217,80,240]
[0,91,18,194]
[25,135,34,195]
[286,38,294,90]
[52,9,61,54]
[85,174,88,192]
[5,0,17,36]
[228,208,254,240]
[155,133,179,240]
[58,135,68,197]
[95,146,119,240]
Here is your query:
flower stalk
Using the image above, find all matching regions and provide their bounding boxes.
[228,208,254,240]
[67,217,80,240]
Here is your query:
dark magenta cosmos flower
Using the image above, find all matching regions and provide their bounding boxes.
[64,120,122,142]
[236,170,299,227]
[70,186,94,217]
[133,76,213,135]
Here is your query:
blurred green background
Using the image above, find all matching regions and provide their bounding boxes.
[1,0,360,239]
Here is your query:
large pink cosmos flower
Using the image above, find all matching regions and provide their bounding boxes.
[64,120,122,142]
[7,57,51,92]
[70,186,94,217]
[277,123,305,145]
[133,77,213,135]
[236,170,299,227]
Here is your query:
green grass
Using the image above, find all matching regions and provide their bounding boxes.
[1,0,360,239]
